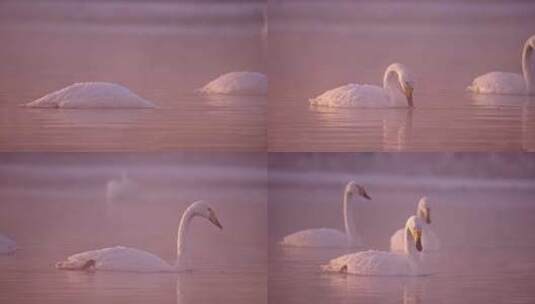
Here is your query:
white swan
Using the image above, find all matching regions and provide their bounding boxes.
[106,172,137,204]
[24,82,156,108]
[322,216,424,276]
[280,181,371,248]
[55,201,222,272]
[390,197,440,252]
[468,35,535,95]
[198,72,268,96]
[0,234,17,255]
[309,63,415,108]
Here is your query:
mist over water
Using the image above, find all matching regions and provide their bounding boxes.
[268,153,535,303]
[0,153,267,303]
[267,0,535,151]
[0,1,267,151]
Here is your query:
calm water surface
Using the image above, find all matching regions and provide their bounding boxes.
[0,154,267,303]
[267,1,535,151]
[0,1,266,151]
[268,156,535,303]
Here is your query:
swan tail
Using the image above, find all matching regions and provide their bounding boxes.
[466,84,478,93]
[55,259,94,270]
[308,97,319,105]
[55,260,74,270]
[196,86,208,95]
[321,262,345,273]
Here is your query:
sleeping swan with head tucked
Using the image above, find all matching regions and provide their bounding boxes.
[55,201,222,272]
[322,216,424,276]
[468,35,535,95]
[280,181,371,248]
[309,63,415,108]
[390,197,440,252]
[199,72,268,96]
[24,82,155,109]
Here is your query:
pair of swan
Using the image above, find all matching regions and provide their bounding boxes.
[0,234,17,255]
[390,197,440,252]
[280,181,438,276]
[56,200,223,272]
[23,72,267,109]
[310,34,535,108]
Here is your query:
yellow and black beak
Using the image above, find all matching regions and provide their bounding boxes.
[209,213,223,230]
[404,84,414,107]
[413,229,423,252]
[425,208,431,224]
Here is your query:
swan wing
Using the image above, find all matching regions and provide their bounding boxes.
[199,72,267,95]
[309,84,390,108]
[56,246,172,272]
[281,228,348,248]
[25,82,155,109]
[468,72,526,95]
[323,250,412,276]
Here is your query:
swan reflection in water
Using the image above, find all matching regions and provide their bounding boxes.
[310,104,414,151]
[469,93,535,151]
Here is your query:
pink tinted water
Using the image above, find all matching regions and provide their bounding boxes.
[0,153,267,303]
[268,153,535,303]
[0,1,266,151]
[267,1,535,151]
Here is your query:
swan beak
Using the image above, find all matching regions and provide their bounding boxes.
[425,208,431,224]
[414,230,423,252]
[209,214,223,230]
[362,192,371,200]
[404,84,414,107]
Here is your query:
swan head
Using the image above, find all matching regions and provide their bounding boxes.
[417,197,431,224]
[406,216,423,252]
[345,181,371,200]
[384,63,415,107]
[527,35,535,49]
[190,201,223,230]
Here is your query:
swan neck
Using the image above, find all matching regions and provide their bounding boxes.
[175,207,195,268]
[343,190,357,244]
[522,42,534,94]
[403,226,415,256]
[383,68,400,92]
[416,207,425,220]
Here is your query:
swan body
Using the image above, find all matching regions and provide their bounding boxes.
[322,216,424,276]
[309,63,415,108]
[106,172,136,204]
[390,197,440,252]
[0,234,17,254]
[468,35,535,95]
[55,246,174,272]
[280,181,371,248]
[199,72,268,96]
[56,201,222,272]
[24,82,155,109]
